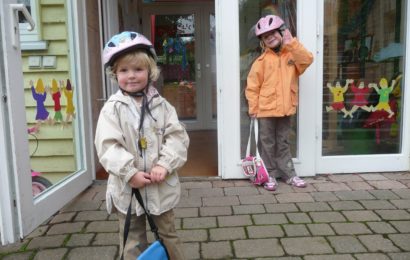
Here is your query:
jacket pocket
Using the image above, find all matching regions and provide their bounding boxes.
[165,172,179,187]
[259,87,277,111]
[290,84,298,106]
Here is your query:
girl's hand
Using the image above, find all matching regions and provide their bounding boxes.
[150,165,167,183]
[128,171,151,188]
[282,29,293,45]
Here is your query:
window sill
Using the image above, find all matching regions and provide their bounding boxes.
[21,41,48,51]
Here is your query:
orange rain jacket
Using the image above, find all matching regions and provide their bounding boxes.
[245,38,313,117]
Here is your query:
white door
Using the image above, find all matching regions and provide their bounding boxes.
[142,3,216,130]
[316,0,410,174]
[0,0,93,245]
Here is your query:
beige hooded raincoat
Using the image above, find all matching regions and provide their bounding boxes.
[95,87,189,216]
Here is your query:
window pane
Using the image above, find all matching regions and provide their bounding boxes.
[239,0,297,157]
[18,0,31,23]
[323,0,405,155]
[22,0,83,196]
[152,14,197,120]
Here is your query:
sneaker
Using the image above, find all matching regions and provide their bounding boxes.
[287,176,307,188]
[263,177,278,191]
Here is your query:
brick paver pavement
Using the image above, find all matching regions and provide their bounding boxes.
[1,172,410,259]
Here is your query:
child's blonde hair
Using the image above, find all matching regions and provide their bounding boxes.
[106,50,160,82]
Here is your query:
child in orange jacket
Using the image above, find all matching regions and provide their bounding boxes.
[245,15,313,191]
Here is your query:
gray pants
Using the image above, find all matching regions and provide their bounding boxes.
[118,209,185,260]
[258,116,296,180]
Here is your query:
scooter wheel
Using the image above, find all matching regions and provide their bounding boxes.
[32,176,53,196]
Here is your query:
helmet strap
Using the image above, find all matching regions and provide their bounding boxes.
[120,88,146,97]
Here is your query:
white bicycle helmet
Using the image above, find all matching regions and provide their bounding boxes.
[102,31,157,67]
[255,15,285,37]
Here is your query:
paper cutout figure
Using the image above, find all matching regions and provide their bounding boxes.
[63,79,75,123]
[325,79,353,118]
[348,81,373,117]
[370,78,396,118]
[46,79,64,125]
[30,79,50,131]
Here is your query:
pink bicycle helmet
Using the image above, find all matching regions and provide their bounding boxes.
[102,31,157,67]
[255,15,285,37]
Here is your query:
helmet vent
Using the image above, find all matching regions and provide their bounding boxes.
[269,17,273,25]
[108,42,115,47]
[130,32,137,40]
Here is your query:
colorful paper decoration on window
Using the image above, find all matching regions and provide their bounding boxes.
[348,81,373,117]
[325,79,353,118]
[31,78,49,121]
[63,79,75,123]
[29,78,76,131]
[370,77,397,118]
[49,79,63,125]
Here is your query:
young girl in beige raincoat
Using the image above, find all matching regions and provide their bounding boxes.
[95,31,189,260]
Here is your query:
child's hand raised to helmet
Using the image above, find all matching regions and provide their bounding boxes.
[282,29,293,45]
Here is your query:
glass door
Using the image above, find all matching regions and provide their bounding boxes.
[236,0,317,177]
[318,0,410,173]
[0,0,93,244]
[142,3,216,130]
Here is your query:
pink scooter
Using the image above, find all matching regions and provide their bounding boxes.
[28,126,52,196]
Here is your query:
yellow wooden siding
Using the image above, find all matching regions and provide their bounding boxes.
[41,7,66,23]
[40,0,65,5]
[27,125,73,139]
[22,1,76,183]
[31,156,77,173]
[22,41,69,56]
[29,138,75,156]
[43,24,67,40]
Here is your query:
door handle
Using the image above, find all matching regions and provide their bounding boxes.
[196,63,201,78]
[9,3,35,48]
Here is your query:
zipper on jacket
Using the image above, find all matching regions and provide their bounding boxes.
[279,57,286,114]
[143,147,149,212]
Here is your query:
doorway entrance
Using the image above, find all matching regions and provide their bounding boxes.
[141,2,217,177]
[101,0,218,177]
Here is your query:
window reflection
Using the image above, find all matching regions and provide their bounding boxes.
[18,0,31,23]
[323,0,405,155]
[22,0,80,196]
[152,14,197,120]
